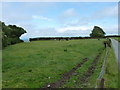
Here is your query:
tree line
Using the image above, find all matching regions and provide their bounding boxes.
[0,21,106,48]
[30,26,106,41]
[0,21,26,48]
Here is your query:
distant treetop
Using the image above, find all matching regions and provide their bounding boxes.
[90,26,105,38]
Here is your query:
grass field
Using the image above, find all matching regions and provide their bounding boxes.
[2,39,108,88]
[61,48,106,88]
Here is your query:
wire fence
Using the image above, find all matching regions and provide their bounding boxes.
[95,45,108,88]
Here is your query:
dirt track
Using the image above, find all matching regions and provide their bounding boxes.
[44,58,88,88]
[44,52,102,88]
[79,53,101,83]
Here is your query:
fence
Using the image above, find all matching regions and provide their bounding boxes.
[95,45,108,88]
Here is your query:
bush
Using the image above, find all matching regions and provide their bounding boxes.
[103,39,111,48]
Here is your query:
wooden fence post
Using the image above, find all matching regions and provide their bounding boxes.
[100,78,104,88]
[96,78,104,88]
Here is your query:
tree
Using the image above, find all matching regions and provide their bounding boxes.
[8,25,26,37]
[90,26,105,38]
[0,21,27,48]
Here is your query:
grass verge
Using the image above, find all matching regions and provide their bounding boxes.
[113,37,120,42]
[103,47,118,88]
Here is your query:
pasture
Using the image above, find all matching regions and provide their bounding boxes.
[2,39,111,88]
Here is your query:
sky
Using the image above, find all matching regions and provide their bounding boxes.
[1,2,118,40]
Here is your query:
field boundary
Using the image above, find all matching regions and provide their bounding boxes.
[95,45,108,88]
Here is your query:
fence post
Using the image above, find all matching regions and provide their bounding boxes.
[96,78,104,88]
[100,78,104,88]
[96,79,101,88]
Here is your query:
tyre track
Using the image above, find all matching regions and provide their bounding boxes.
[78,53,102,86]
[44,58,88,88]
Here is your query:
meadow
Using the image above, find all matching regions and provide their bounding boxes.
[2,39,118,88]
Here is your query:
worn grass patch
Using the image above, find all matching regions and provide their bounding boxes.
[61,49,105,88]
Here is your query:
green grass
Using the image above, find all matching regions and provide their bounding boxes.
[0,50,2,89]
[103,47,118,88]
[61,47,105,88]
[113,37,120,42]
[2,39,105,88]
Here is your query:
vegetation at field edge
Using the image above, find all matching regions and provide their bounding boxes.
[103,47,118,88]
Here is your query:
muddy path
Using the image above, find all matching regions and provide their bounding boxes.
[44,58,88,88]
[78,53,102,86]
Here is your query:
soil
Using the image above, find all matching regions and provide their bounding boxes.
[79,53,102,84]
[44,58,88,88]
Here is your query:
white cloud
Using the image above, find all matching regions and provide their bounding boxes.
[32,15,52,21]
[103,24,118,35]
[57,26,91,33]
[62,8,77,17]
[58,8,80,25]
[92,5,118,19]
[21,27,58,39]
[65,17,89,26]
[21,26,92,39]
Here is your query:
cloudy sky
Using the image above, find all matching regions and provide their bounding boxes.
[2,2,118,40]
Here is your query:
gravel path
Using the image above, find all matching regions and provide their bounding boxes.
[110,39,120,70]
